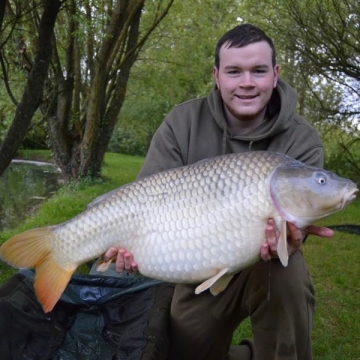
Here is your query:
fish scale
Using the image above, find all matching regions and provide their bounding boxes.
[0,151,357,312]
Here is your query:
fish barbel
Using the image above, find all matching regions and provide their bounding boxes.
[0,151,358,312]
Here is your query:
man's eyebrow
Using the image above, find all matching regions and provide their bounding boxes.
[223,64,270,70]
[223,65,238,70]
[252,64,270,69]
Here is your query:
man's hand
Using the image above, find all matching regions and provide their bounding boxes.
[102,247,139,273]
[260,218,334,262]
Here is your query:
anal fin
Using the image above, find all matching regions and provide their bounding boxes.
[95,258,113,272]
[195,268,234,296]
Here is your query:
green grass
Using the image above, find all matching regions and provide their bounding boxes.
[0,151,359,359]
[304,201,360,360]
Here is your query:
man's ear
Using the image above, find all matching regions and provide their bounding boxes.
[213,66,220,89]
[273,64,280,88]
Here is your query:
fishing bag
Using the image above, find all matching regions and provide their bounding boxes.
[0,268,174,359]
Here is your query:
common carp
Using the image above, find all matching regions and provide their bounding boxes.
[0,151,357,313]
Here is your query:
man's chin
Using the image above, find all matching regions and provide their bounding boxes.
[232,110,262,121]
[232,104,268,120]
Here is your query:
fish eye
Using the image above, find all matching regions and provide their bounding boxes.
[315,173,327,185]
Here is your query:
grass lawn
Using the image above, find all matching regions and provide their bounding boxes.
[0,150,359,359]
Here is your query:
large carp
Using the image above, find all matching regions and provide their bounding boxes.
[0,151,358,312]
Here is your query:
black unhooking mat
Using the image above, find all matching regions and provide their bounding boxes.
[0,269,174,360]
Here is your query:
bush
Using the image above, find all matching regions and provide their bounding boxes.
[324,141,360,184]
[107,129,149,156]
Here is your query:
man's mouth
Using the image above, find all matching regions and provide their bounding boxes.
[236,94,258,99]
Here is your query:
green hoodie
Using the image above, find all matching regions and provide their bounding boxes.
[138,78,323,179]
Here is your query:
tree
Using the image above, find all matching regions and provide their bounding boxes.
[0,0,174,180]
[273,0,360,126]
[269,0,360,176]
[0,0,62,177]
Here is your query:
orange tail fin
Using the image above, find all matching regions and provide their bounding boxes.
[0,227,76,313]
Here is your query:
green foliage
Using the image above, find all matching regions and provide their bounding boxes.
[325,142,360,183]
[320,125,360,183]
[108,95,171,155]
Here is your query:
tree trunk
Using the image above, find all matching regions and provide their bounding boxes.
[0,0,61,177]
[80,1,145,178]
[47,0,78,180]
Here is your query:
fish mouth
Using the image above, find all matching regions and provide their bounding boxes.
[341,188,358,209]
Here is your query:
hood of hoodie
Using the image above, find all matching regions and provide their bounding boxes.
[207,77,297,143]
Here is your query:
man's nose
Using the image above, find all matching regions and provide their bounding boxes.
[238,72,254,87]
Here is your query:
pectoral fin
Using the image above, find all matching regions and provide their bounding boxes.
[195,268,234,296]
[273,216,288,267]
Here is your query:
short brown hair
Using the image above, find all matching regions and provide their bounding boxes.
[215,24,277,69]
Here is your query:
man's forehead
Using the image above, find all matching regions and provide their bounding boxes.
[219,41,273,64]
[220,40,272,53]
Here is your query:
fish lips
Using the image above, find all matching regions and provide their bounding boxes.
[341,187,358,209]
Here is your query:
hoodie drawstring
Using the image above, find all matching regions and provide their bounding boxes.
[222,123,228,155]
[222,125,255,154]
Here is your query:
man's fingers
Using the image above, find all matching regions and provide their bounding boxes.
[124,252,134,271]
[131,262,139,273]
[104,247,139,273]
[262,218,280,261]
[113,249,124,272]
[265,218,278,252]
[305,225,334,238]
[261,221,335,263]
[260,243,272,262]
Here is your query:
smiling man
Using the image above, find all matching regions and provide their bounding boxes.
[213,41,279,134]
[104,24,333,359]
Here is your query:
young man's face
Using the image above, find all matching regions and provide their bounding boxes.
[213,41,279,124]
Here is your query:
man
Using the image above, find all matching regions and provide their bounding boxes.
[104,24,333,359]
